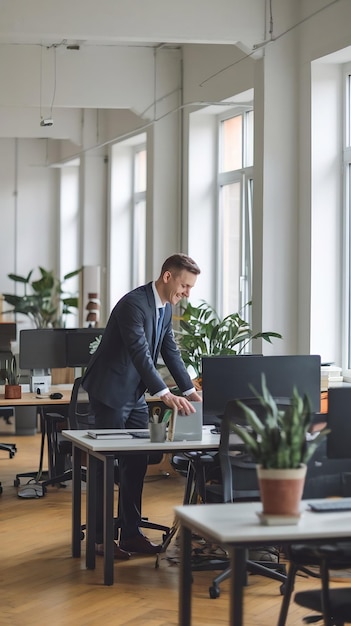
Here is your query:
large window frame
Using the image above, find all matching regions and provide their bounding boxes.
[217,108,254,320]
[59,159,80,327]
[343,67,351,373]
[132,144,147,288]
[109,133,147,307]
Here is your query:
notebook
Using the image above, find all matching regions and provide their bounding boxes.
[87,429,149,440]
[168,401,203,442]
[87,429,132,439]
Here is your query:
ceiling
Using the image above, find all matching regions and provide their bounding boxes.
[0,0,265,49]
[0,0,264,146]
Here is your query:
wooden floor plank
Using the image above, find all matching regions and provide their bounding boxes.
[0,433,348,625]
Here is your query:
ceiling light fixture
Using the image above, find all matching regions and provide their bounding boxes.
[39,43,57,128]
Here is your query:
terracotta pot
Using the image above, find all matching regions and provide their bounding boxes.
[4,384,22,399]
[257,464,307,517]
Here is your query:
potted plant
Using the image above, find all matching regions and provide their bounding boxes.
[2,355,21,399]
[2,266,81,328]
[175,300,282,382]
[231,374,329,522]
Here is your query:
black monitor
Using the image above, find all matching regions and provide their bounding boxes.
[19,329,67,370]
[202,354,321,425]
[326,386,351,459]
[0,323,16,351]
[65,328,105,367]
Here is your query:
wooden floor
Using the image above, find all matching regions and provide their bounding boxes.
[0,432,347,626]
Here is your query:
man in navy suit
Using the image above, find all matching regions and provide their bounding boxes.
[82,253,202,558]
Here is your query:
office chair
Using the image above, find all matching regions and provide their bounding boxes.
[0,441,17,458]
[38,379,91,489]
[44,377,170,540]
[277,386,351,626]
[293,544,351,625]
[0,434,17,495]
[203,398,288,599]
[0,363,17,465]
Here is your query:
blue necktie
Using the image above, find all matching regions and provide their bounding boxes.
[155,307,165,348]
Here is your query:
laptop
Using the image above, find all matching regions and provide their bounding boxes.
[169,401,203,442]
[87,402,203,442]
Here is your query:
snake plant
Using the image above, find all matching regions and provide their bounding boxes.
[231,374,329,469]
[1,355,20,385]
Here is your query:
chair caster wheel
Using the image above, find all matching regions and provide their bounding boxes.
[14,478,20,487]
[280,583,286,595]
[209,585,220,598]
[80,532,85,541]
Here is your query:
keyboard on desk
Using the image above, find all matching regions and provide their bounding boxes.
[309,498,351,513]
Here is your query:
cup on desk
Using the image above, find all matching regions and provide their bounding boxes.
[149,421,167,442]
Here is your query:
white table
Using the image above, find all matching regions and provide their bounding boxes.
[174,500,351,626]
[62,426,222,585]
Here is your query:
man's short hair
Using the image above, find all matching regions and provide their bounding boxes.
[161,253,200,276]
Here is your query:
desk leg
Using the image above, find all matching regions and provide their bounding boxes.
[72,445,82,558]
[86,453,97,570]
[229,547,246,626]
[103,454,115,586]
[178,524,193,626]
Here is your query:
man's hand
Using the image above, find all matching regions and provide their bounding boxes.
[162,391,199,415]
[186,390,202,403]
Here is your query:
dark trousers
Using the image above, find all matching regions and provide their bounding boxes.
[89,396,149,544]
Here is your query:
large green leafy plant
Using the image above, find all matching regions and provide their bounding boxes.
[175,300,282,379]
[232,375,329,469]
[2,267,81,328]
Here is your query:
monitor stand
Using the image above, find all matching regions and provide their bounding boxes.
[30,369,51,394]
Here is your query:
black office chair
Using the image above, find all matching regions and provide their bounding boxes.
[292,543,351,625]
[0,363,17,466]
[277,386,351,626]
[38,378,92,489]
[0,432,17,494]
[45,377,170,541]
[0,441,17,458]
[203,398,289,599]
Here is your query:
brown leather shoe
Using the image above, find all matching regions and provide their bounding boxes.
[95,542,131,560]
[120,534,162,555]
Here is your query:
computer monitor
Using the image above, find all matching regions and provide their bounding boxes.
[202,354,321,425]
[65,328,105,367]
[326,386,351,459]
[19,328,67,370]
[0,323,16,351]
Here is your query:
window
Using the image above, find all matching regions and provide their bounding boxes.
[218,110,253,318]
[133,146,146,287]
[344,71,351,370]
[109,134,147,307]
[59,160,80,327]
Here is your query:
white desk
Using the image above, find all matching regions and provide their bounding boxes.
[175,501,351,626]
[62,427,222,585]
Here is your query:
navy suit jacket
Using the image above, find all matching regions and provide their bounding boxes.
[81,282,193,409]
